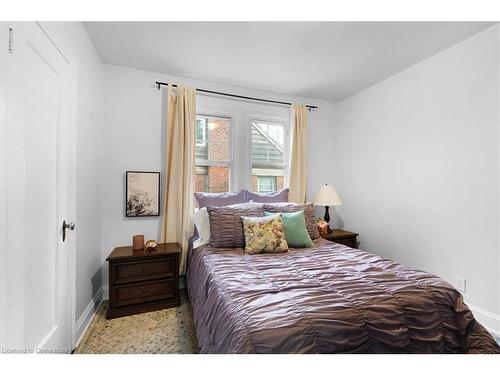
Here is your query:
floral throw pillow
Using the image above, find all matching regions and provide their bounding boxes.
[241,215,289,255]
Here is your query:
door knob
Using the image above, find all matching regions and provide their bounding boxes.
[62,220,76,242]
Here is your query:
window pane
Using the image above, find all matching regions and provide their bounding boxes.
[251,167,284,193]
[207,118,229,162]
[195,166,230,193]
[258,176,277,193]
[251,121,285,166]
[195,116,231,193]
[250,119,286,193]
[196,118,206,142]
[195,118,208,160]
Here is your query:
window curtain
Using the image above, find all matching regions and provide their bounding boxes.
[160,86,196,274]
[288,104,308,203]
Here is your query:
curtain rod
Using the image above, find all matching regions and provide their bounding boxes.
[154,81,318,110]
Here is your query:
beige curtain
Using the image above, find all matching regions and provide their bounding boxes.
[288,104,308,203]
[160,86,196,274]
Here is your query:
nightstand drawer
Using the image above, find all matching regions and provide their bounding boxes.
[114,279,176,307]
[114,258,175,284]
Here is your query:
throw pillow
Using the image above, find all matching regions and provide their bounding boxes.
[241,215,289,255]
[263,203,320,239]
[265,210,313,248]
[191,201,264,249]
[207,206,264,248]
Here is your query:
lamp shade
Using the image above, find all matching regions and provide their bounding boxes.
[313,185,342,206]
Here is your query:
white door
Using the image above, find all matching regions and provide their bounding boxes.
[1,22,75,353]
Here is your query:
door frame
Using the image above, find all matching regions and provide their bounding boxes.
[0,21,77,352]
[0,23,8,351]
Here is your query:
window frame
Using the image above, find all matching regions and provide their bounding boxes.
[248,116,289,193]
[195,117,208,147]
[194,113,234,192]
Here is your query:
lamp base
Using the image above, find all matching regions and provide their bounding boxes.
[324,206,330,224]
[324,206,333,233]
[323,206,333,234]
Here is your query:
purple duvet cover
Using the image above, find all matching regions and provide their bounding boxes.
[187,238,500,354]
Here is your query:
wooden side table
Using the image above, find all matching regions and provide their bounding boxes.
[106,242,181,319]
[321,229,359,248]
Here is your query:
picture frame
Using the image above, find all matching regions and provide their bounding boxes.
[125,171,160,217]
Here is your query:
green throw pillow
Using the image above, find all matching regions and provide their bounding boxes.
[264,210,313,248]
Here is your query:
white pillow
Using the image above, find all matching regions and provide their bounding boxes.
[192,207,210,249]
[229,200,264,209]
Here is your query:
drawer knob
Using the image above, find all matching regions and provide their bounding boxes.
[136,287,154,297]
[138,267,152,274]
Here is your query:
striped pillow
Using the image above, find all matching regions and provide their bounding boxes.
[263,203,320,240]
[207,206,265,248]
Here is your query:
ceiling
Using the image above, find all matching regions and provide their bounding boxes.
[84,22,495,102]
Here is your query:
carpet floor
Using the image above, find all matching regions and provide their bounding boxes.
[75,290,198,354]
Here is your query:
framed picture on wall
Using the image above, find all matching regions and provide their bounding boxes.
[125,171,160,217]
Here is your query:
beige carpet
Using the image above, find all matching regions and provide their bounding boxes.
[75,290,198,354]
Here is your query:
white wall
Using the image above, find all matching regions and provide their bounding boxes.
[101,64,337,289]
[336,25,500,332]
[42,23,103,329]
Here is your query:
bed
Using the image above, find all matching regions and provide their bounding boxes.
[187,237,500,354]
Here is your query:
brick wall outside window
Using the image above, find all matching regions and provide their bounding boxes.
[208,166,229,192]
[194,118,230,193]
[194,171,208,193]
[208,120,229,162]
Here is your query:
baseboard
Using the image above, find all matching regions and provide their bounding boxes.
[179,275,186,289]
[468,303,500,340]
[102,285,109,300]
[75,288,104,347]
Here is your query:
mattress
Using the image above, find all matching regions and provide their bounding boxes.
[186,238,500,353]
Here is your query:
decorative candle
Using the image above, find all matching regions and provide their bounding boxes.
[132,235,145,250]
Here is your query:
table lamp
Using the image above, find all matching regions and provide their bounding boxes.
[313,184,342,227]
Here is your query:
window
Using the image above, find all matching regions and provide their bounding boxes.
[194,115,231,193]
[250,119,287,193]
[193,108,289,194]
[257,176,277,193]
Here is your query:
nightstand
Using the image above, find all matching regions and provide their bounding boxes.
[106,242,181,319]
[322,229,359,248]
